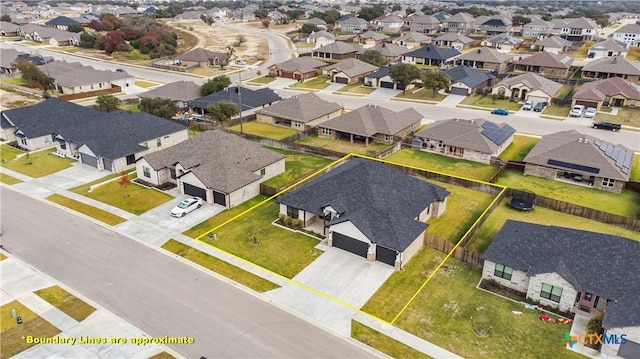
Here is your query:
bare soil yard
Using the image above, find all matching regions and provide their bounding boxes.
[0,88,41,111]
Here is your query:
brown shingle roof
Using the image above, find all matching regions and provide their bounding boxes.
[573,77,640,102]
[515,51,573,69]
[583,56,640,76]
[495,73,562,98]
[174,47,228,62]
[326,58,379,77]
[320,105,422,137]
[414,118,514,154]
[255,93,341,123]
[271,57,328,73]
[456,47,512,64]
[314,41,360,55]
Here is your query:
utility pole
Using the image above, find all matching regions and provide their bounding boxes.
[238,70,243,134]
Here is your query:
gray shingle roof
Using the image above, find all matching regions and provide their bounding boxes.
[277,158,449,251]
[456,47,512,64]
[142,130,285,193]
[415,118,514,154]
[320,105,422,137]
[583,56,640,76]
[533,35,572,48]
[614,22,640,35]
[434,32,474,44]
[483,220,640,329]
[325,58,379,77]
[271,57,328,73]
[573,77,640,102]
[515,51,573,69]
[255,93,341,123]
[307,30,334,41]
[410,15,439,25]
[589,39,627,52]
[189,86,281,112]
[174,47,228,63]
[446,12,475,24]
[362,43,411,57]
[523,129,633,181]
[359,30,389,41]
[45,15,80,26]
[395,31,432,43]
[494,73,562,98]
[563,16,598,30]
[446,65,494,88]
[404,44,461,61]
[314,41,360,55]
[138,81,202,102]
[38,60,131,87]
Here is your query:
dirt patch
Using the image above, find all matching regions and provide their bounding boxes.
[0,87,42,111]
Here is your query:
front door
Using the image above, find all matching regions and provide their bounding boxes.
[577,291,598,313]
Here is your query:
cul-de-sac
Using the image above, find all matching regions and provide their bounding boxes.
[1,1,639,358]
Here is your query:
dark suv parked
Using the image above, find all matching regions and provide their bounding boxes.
[533,102,547,112]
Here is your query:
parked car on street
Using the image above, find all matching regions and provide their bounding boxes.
[592,121,621,131]
[235,60,247,65]
[570,105,585,117]
[522,100,534,110]
[584,107,597,119]
[171,197,204,217]
[533,102,547,112]
[491,108,509,116]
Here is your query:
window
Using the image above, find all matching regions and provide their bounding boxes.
[260,168,266,176]
[602,178,615,187]
[156,138,162,147]
[286,206,299,219]
[142,166,150,178]
[142,142,148,148]
[294,121,301,128]
[494,263,513,280]
[384,134,392,142]
[540,283,563,303]
[322,128,332,135]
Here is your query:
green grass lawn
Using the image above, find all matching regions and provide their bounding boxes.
[184,195,268,238]
[296,134,392,157]
[423,179,496,243]
[162,239,280,292]
[247,76,276,84]
[460,94,522,111]
[134,80,159,88]
[335,83,376,94]
[147,352,176,359]
[0,146,74,178]
[1,77,27,86]
[69,173,173,215]
[467,200,640,253]
[395,88,447,102]
[631,156,640,182]
[46,194,126,225]
[262,148,333,189]
[496,170,640,219]
[393,250,586,359]
[291,76,330,90]
[594,108,640,128]
[0,173,22,185]
[34,285,96,322]
[188,128,202,138]
[542,104,570,117]
[196,200,323,278]
[118,103,140,112]
[227,121,299,140]
[352,321,432,359]
[384,149,499,182]
[556,84,574,99]
[498,135,539,161]
[1,300,61,359]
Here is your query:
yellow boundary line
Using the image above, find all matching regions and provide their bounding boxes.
[187,151,507,328]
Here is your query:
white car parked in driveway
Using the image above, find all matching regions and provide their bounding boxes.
[584,107,597,119]
[570,105,585,117]
[171,197,203,217]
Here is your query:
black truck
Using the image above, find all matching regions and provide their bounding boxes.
[592,121,621,131]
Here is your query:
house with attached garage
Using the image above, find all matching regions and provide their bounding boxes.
[523,130,633,193]
[306,30,335,47]
[442,12,475,34]
[39,60,134,95]
[276,157,449,269]
[393,31,432,49]
[571,77,640,111]
[359,42,411,64]
[453,47,512,73]
[513,51,574,77]
[255,92,342,131]
[189,86,281,117]
[432,32,474,50]
[522,19,553,39]
[364,66,405,89]
[531,36,572,54]
[402,44,460,67]
[268,57,328,81]
[312,41,360,61]
[482,220,640,359]
[324,58,379,84]
[482,33,523,53]
[588,39,628,59]
[446,65,495,96]
[559,17,599,41]
[137,80,202,110]
[412,118,514,164]
[136,130,284,207]
[492,73,562,104]
[409,15,440,34]
[354,31,389,47]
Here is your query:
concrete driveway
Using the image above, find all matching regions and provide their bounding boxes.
[13,162,108,198]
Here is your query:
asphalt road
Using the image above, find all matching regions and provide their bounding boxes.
[0,188,374,359]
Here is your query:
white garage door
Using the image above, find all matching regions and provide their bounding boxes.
[527,95,548,105]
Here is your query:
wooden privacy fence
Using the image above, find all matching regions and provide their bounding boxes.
[424,233,484,268]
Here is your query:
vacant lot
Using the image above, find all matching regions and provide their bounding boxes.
[227,121,298,140]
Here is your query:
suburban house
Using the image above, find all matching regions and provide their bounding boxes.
[492,73,562,104]
[432,32,474,50]
[317,104,422,145]
[312,41,360,60]
[409,15,440,34]
[454,47,512,73]
[173,47,229,68]
[0,48,53,75]
[482,220,640,359]
[522,19,553,38]
[355,30,389,47]
[0,21,21,37]
[17,23,80,46]
[612,23,640,48]
[138,81,202,109]
[188,86,281,117]
[324,58,379,84]
[268,57,328,81]
[38,60,134,95]
[306,30,335,47]
[412,118,514,164]
[360,42,411,63]
[479,16,512,35]
[306,17,327,30]
[137,130,284,207]
[482,34,523,53]
[442,12,475,33]
[571,77,640,110]
[276,157,449,268]
[446,65,495,96]
[336,15,369,33]
[255,92,342,131]
[587,39,628,59]
[393,32,432,49]
[402,44,461,67]
[559,17,599,41]
[364,67,401,89]
[44,15,81,30]
[513,52,574,77]
[532,36,573,54]
[523,130,633,193]
[375,15,404,33]
[581,56,640,82]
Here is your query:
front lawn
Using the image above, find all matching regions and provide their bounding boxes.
[352,321,432,359]
[393,250,586,359]
[227,121,299,140]
[162,239,280,292]
[631,155,640,182]
[394,88,446,102]
[46,194,127,225]
[467,200,640,253]
[34,285,96,322]
[1,300,61,359]
[594,108,640,128]
[262,148,333,189]
[184,195,268,238]
[247,76,276,84]
[117,103,140,112]
[542,104,570,117]
[296,134,392,157]
[496,170,640,219]
[335,83,376,95]
[384,149,499,182]
[498,135,539,161]
[0,146,74,178]
[0,173,22,185]
[291,76,330,90]
[134,80,159,88]
[459,94,522,111]
[69,173,173,215]
[197,200,323,278]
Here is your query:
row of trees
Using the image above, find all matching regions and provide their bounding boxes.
[387,63,451,96]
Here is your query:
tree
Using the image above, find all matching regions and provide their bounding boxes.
[201,75,231,96]
[359,49,389,67]
[79,32,97,48]
[118,171,131,198]
[0,14,12,22]
[391,4,402,11]
[406,7,416,15]
[104,30,127,54]
[358,4,386,22]
[512,15,532,26]
[207,101,239,122]
[389,63,421,94]
[262,19,270,28]
[67,24,84,33]
[300,23,319,34]
[139,97,179,119]
[15,60,55,97]
[96,94,120,112]
[422,70,450,97]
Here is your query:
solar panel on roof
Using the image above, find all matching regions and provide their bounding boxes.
[548,159,600,174]
[594,140,601,146]
[481,126,513,145]
[623,151,633,169]
[605,145,614,157]
[612,147,620,161]
[622,167,630,175]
